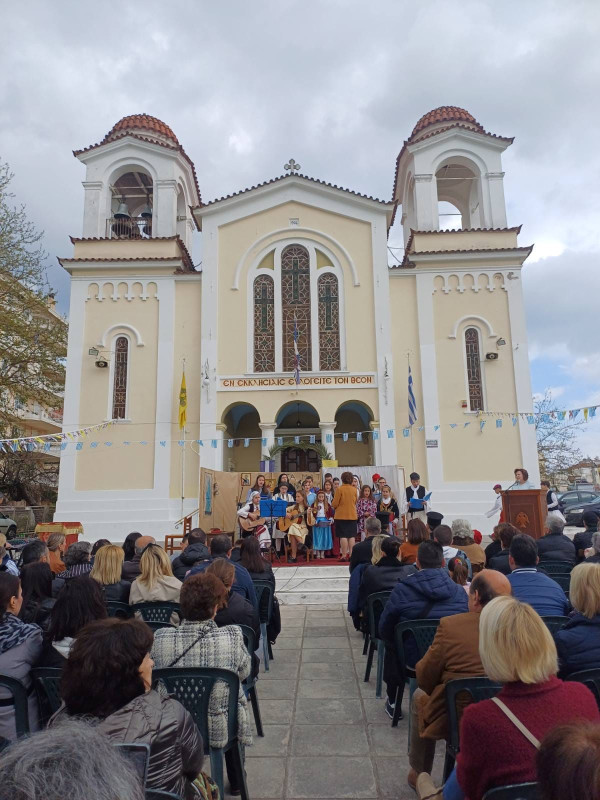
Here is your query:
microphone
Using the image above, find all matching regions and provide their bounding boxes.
[505,480,518,492]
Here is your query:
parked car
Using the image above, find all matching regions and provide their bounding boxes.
[0,511,18,537]
[558,488,600,514]
[563,497,600,527]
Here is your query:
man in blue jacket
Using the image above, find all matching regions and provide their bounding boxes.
[186,533,257,607]
[507,534,569,616]
[378,539,468,718]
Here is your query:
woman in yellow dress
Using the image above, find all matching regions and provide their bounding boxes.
[286,489,309,563]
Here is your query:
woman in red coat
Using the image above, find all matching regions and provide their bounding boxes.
[416,595,600,800]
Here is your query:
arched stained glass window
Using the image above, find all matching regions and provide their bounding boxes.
[253,275,275,372]
[281,245,311,372]
[318,273,340,370]
[465,327,483,411]
[112,336,129,419]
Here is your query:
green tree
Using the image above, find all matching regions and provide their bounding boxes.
[0,158,66,431]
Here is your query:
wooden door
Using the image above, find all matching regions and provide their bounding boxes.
[282,447,321,473]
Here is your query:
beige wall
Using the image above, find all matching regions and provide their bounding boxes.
[75,290,159,490]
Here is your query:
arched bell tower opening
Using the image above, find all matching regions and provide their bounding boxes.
[108,169,154,239]
[435,157,482,230]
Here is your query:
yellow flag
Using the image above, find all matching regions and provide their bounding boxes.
[178,371,187,430]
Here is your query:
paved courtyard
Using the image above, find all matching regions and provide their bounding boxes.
[240,603,444,800]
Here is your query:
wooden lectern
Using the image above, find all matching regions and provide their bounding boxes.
[501,489,547,539]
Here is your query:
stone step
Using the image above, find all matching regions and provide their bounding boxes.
[274,565,349,608]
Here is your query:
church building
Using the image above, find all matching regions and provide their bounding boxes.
[54,107,539,539]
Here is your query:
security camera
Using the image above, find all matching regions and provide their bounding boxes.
[95,358,109,369]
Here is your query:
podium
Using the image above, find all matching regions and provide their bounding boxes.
[501,489,547,539]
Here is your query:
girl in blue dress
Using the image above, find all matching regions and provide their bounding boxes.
[309,490,333,559]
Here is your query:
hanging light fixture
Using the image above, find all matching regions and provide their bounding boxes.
[296,402,302,428]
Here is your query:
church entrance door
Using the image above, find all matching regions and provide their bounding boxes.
[282,447,321,473]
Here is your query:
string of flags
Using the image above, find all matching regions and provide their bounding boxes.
[0,403,595,455]
[0,421,114,453]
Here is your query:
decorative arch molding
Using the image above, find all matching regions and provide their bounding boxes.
[448,314,497,340]
[246,237,347,373]
[433,271,506,295]
[233,227,359,290]
[99,323,145,348]
[87,280,158,302]
[431,147,489,178]
[104,156,160,188]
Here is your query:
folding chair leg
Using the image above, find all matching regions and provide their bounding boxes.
[391,685,403,727]
[232,742,249,800]
[407,676,416,755]
[209,748,224,800]
[260,622,269,671]
[249,686,264,737]
[364,641,375,682]
[442,749,455,783]
[375,640,384,698]
[362,631,369,655]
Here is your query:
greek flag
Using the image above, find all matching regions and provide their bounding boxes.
[293,315,301,385]
[408,365,418,426]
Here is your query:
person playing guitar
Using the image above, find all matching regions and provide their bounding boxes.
[277,489,309,563]
[237,491,270,550]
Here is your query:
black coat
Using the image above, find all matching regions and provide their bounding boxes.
[485,539,502,566]
[489,549,511,575]
[20,597,55,633]
[537,532,576,564]
[359,556,417,609]
[349,537,375,573]
[102,580,131,603]
[215,591,261,678]
[574,528,597,561]
[121,555,142,582]
[172,542,211,581]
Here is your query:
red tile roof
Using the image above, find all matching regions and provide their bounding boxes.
[411,106,484,137]
[73,115,201,203]
[198,172,392,209]
[403,226,522,253]
[393,245,533,268]
[68,234,195,272]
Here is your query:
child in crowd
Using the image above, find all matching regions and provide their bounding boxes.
[309,490,333,559]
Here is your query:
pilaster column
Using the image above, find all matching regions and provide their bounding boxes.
[259,422,277,459]
[155,179,178,237]
[485,172,508,228]
[82,181,104,238]
[413,173,437,231]
[215,423,227,471]
[319,421,337,461]
[370,420,382,465]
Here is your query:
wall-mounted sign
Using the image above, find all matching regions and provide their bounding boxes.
[219,374,377,391]
[426,439,439,448]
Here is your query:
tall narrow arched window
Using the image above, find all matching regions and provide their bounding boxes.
[112,336,129,419]
[281,244,311,371]
[465,327,483,411]
[318,273,341,370]
[253,275,275,372]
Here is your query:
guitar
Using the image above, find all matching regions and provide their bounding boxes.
[277,506,303,532]
[239,512,267,533]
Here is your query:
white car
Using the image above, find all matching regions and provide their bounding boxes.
[0,511,17,538]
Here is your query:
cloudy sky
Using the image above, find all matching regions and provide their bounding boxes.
[2,0,600,455]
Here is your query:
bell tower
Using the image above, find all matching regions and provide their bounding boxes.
[393,106,513,244]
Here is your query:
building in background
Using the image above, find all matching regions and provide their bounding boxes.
[54,108,538,539]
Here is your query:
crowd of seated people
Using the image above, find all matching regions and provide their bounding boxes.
[0,525,286,797]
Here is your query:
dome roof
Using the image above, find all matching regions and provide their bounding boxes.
[410,106,484,139]
[102,114,180,147]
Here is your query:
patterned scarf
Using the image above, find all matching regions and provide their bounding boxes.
[0,612,40,655]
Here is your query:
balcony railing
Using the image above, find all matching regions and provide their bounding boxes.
[106,216,153,240]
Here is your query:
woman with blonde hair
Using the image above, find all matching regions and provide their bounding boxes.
[415,595,600,800]
[129,544,181,607]
[370,534,386,566]
[554,562,600,676]
[90,544,130,603]
[46,532,66,575]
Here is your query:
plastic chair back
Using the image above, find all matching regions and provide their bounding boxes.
[539,560,573,575]
[482,782,539,799]
[446,676,502,752]
[566,668,600,711]
[366,591,391,642]
[131,602,181,625]
[31,667,62,725]
[0,674,29,738]
[238,624,257,686]
[548,573,571,594]
[152,666,239,748]
[540,616,570,636]
[252,580,274,624]
[106,600,133,619]
[393,618,441,678]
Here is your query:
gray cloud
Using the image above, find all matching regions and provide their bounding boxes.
[1,0,600,324]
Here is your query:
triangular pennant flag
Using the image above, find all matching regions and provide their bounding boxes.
[76,442,83,451]
[211,440,217,448]
[372,430,379,440]
[496,419,503,428]
[480,420,486,431]
[418,426,424,432]
[343,433,349,442]
[464,422,470,428]
[309,435,316,444]
[449,423,457,429]
[141,441,148,446]
[387,429,395,439]
[573,409,580,419]
[584,408,589,421]
[277,437,283,446]
[60,442,68,450]
[244,438,250,448]
[228,439,234,448]
[294,436,300,444]
[160,441,166,447]
[402,428,409,438]
[356,432,362,442]
[512,416,518,426]
[590,407,597,418]
[197,440,204,446]
[261,438,267,447]
[434,425,440,432]
[527,415,534,424]
[326,434,333,444]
